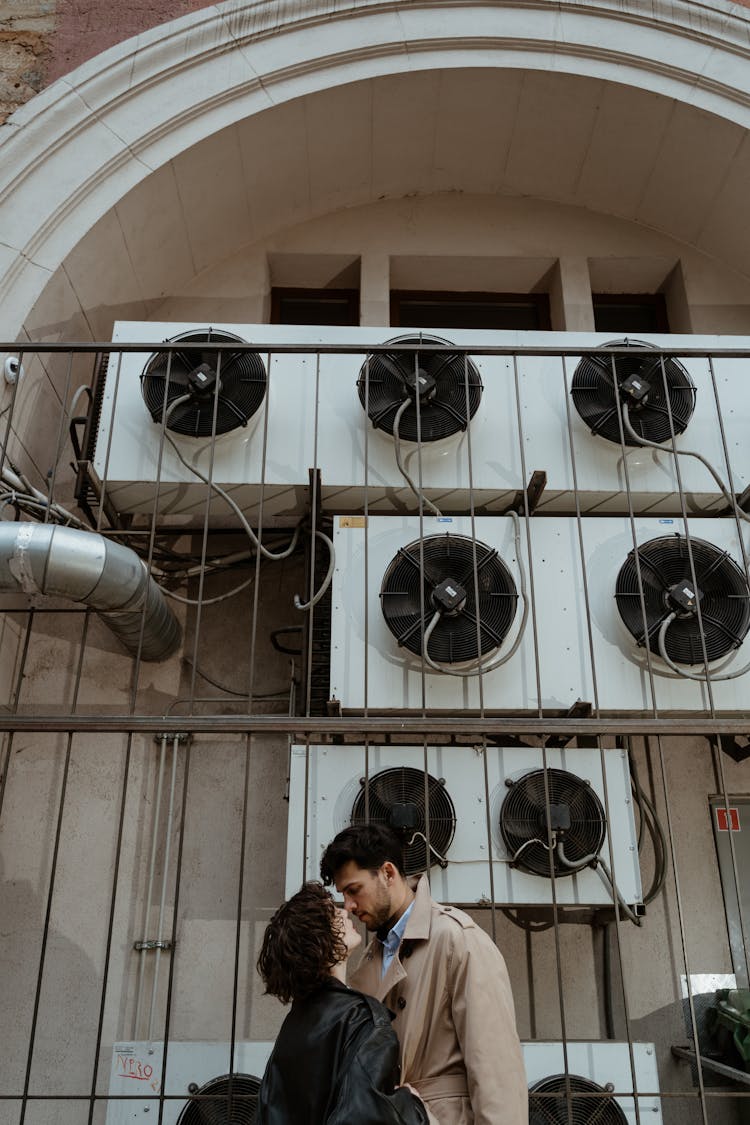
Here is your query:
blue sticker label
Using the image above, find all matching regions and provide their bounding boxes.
[437,517,453,523]
[658,519,675,524]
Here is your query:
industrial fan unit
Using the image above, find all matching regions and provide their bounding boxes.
[514,331,748,514]
[330,514,538,711]
[523,1041,662,1124]
[285,744,642,909]
[106,1041,273,1124]
[614,533,750,666]
[92,321,319,525]
[499,768,607,881]
[569,339,696,448]
[348,764,457,875]
[316,326,525,512]
[139,329,267,437]
[379,530,518,667]
[577,516,750,711]
[356,333,483,443]
[329,514,750,713]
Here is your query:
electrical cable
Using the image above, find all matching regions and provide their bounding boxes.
[294,530,335,611]
[182,656,294,699]
[392,399,442,518]
[555,841,641,926]
[622,402,750,524]
[420,510,528,678]
[657,613,750,682]
[162,396,332,610]
[628,747,668,905]
[163,395,302,562]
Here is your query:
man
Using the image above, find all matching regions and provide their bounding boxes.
[320,824,527,1125]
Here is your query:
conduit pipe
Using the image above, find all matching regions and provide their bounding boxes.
[0,521,181,661]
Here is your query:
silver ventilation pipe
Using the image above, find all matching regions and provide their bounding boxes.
[0,522,181,662]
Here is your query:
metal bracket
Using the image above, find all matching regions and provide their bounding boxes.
[133,940,173,952]
[152,732,190,745]
[510,469,547,516]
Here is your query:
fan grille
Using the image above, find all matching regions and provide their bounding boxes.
[529,1074,627,1125]
[380,534,518,664]
[350,767,456,875]
[141,330,267,437]
[175,1073,259,1125]
[615,534,750,665]
[357,334,482,443]
[500,768,606,878]
[570,341,695,446]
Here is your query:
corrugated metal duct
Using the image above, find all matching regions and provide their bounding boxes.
[0,521,181,661]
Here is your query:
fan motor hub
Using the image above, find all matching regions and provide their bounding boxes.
[538,802,571,836]
[388,802,420,833]
[619,371,651,406]
[431,577,468,616]
[405,365,437,401]
[665,577,703,616]
[186,361,222,398]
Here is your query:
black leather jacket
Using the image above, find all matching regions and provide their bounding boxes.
[256,978,429,1124]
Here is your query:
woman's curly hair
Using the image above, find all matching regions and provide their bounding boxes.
[257,882,348,1005]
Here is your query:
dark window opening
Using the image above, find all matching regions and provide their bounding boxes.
[271,287,360,326]
[390,290,551,331]
[592,293,670,334]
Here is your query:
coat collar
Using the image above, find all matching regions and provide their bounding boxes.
[402,872,433,942]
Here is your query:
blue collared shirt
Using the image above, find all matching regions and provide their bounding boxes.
[381,899,415,978]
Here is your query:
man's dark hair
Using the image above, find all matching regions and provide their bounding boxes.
[319,824,406,886]
[256,882,347,1005]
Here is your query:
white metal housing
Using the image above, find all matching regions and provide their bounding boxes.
[94,322,319,524]
[95,325,749,525]
[106,1041,273,1124]
[330,513,750,713]
[518,331,749,515]
[285,744,642,908]
[523,1041,662,1122]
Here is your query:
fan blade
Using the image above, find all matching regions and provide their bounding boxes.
[396,544,448,590]
[458,605,505,650]
[453,543,500,589]
[379,353,416,389]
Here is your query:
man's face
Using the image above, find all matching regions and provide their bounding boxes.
[334,860,394,932]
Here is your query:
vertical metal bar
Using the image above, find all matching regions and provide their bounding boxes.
[303,351,322,717]
[18,734,74,1125]
[86,734,133,1125]
[146,734,180,1043]
[18,594,88,1124]
[154,736,191,1125]
[609,352,662,714]
[0,345,24,482]
[94,349,124,533]
[43,348,75,523]
[245,349,274,713]
[651,733,710,1124]
[514,350,569,1113]
[185,346,226,713]
[133,735,168,1038]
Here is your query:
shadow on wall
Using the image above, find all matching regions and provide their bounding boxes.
[0,853,101,1122]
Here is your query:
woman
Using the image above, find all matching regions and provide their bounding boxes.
[256,881,431,1124]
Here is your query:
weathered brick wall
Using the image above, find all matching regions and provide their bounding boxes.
[0,0,213,123]
[0,0,52,123]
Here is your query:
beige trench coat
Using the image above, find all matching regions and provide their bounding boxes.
[350,875,527,1125]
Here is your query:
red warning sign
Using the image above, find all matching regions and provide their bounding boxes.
[716,807,741,832]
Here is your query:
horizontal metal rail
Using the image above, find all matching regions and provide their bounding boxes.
[6,340,750,358]
[0,714,748,734]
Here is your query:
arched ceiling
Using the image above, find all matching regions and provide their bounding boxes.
[4,0,750,338]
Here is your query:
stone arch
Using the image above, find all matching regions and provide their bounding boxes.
[3,0,750,337]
